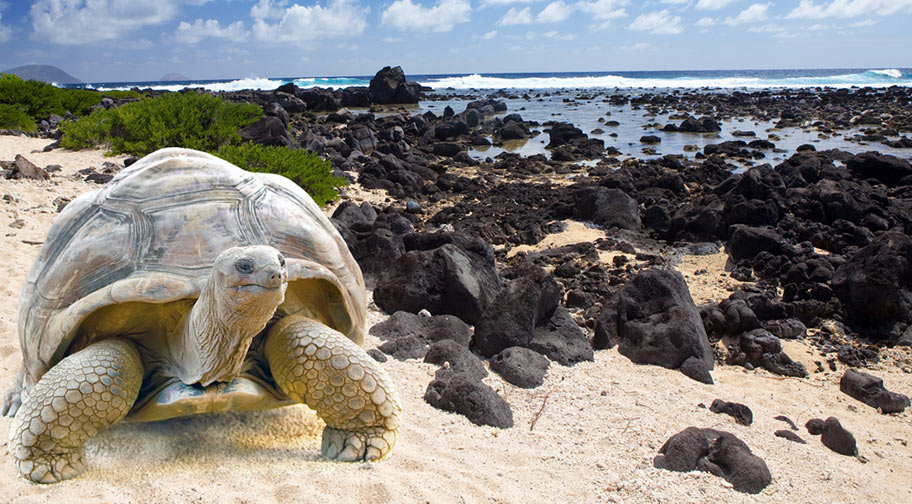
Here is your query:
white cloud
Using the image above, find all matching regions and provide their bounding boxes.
[30,0,180,44]
[482,0,540,5]
[661,0,690,4]
[578,0,628,20]
[620,41,651,50]
[695,0,736,10]
[695,16,716,26]
[253,0,368,42]
[807,23,832,30]
[787,0,912,19]
[381,0,471,32]
[537,1,573,22]
[499,6,534,24]
[250,0,289,20]
[628,9,683,34]
[176,19,248,44]
[481,29,498,39]
[725,3,771,25]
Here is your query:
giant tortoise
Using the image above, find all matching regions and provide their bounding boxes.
[1,147,401,483]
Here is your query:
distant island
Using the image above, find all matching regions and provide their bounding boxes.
[1,65,82,84]
[160,73,190,81]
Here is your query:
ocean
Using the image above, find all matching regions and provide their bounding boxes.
[63,68,912,164]
[64,68,912,93]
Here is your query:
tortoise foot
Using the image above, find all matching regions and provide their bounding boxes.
[322,425,398,461]
[8,339,142,483]
[266,315,401,461]
[14,449,87,483]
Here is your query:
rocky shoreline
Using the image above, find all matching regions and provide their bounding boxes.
[1,68,911,500]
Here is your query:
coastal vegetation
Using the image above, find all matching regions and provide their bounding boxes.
[58,89,345,204]
[0,73,139,132]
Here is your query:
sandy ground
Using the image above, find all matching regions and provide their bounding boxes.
[1,135,911,503]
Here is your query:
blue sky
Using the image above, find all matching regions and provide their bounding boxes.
[0,0,910,82]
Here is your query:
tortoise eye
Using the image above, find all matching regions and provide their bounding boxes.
[277,253,286,268]
[235,258,255,274]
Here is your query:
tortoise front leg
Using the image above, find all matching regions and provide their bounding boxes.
[265,314,401,461]
[9,339,142,483]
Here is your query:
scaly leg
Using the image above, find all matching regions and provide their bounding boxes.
[265,314,401,461]
[8,339,142,483]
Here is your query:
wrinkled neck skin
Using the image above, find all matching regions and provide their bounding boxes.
[171,271,283,386]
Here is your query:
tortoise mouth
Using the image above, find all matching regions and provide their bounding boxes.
[234,283,285,293]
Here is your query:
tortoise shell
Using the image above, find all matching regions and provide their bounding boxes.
[18,148,365,387]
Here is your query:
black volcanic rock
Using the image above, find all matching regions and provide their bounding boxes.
[369,66,420,104]
[572,186,642,231]
[845,152,912,187]
[601,269,714,381]
[820,417,858,456]
[490,347,550,388]
[374,233,503,325]
[832,231,912,337]
[710,399,754,425]
[840,369,910,414]
[424,371,513,428]
[654,427,771,494]
[424,340,487,380]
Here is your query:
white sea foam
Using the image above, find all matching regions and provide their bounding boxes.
[870,68,903,78]
[97,77,286,92]
[421,71,912,90]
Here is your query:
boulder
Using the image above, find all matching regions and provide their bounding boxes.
[572,186,642,231]
[607,269,714,380]
[424,371,513,428]
[424,340,487,380]
[374,233,503,325]
[832,231,912,336]
[489,346,550,388]
[369,66,420,104]
[845,151,912,187]
[654,427,772,494]
[370,310,473,360]
[238,116,293,147]
[820,417,858,456]
[726,225,793,262]
[341,86,371,107]
[839,369,910,414]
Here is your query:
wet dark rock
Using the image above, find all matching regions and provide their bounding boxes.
[845,152,912,187]
[710,399,753,425]
[820,417,858,456]
[369,66,421,104]
[676,116,722,133]
[572,186,642,231]
[489,346,550,388]
[374,233,503,325]
[806,418,825,435]
[424,340,487,380]
[600,269,714,381]
[654,427,771,494]
[425,371,513,428]
[499,120,530,140]
[774,430,806,444]
[840,369,910,414]
[640,135,661,144]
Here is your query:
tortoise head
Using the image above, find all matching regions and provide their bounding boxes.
[211,245,288,318]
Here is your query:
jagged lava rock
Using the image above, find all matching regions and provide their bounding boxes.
[489,346,550,389]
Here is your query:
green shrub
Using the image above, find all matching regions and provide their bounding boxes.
[0,103,37,131]
[217,143,348,206]
[0,73,105,120]
[60,91,262,154]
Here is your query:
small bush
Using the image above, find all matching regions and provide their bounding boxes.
[0,73,103,120]
[0,104,37,131]
[218,143,348,206]
[60,91,262,154]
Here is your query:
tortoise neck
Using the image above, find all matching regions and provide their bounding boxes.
[172,273,281,386]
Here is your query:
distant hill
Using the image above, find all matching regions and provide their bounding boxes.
[160,73,189,81]
[1,65,83,84]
